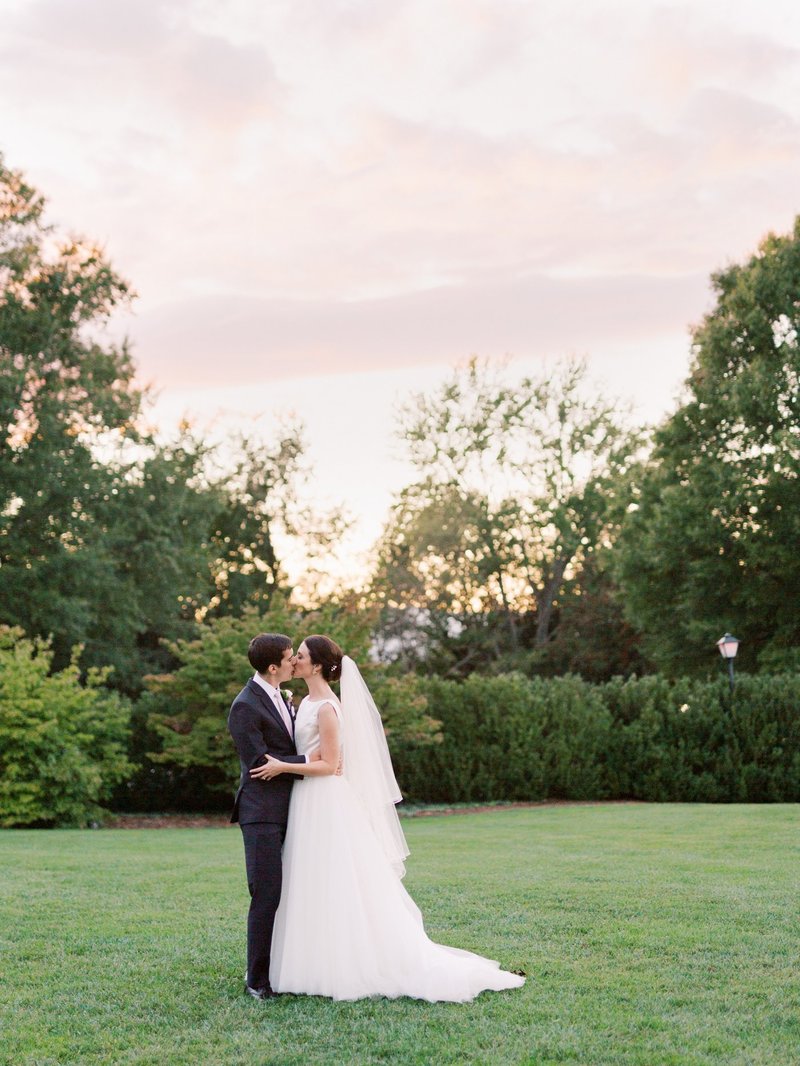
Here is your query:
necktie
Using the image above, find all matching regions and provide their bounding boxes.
[272,689,293,734]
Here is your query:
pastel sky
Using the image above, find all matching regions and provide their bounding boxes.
[3,0,800,586]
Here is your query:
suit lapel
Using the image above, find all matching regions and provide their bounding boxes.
[247,679,292,739]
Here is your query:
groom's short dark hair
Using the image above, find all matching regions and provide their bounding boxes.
[248,633,292,673]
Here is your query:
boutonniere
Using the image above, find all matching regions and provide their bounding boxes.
[281,689,294,710]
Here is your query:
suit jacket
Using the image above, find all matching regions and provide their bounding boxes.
[227,678,305,825]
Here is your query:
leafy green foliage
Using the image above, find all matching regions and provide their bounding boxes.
[0,157,317,696]
[0,154,142,673]
[204,430,312,619]
[0,156,217,687]
[371,357,644,678]
[616,219,800,674]
[391,671,800,804]
[395,673,534,803]
[0,626,132,826]
[533,555,649,681]
[603,672,800,802]
[124,597,440,810]
[363,670,442,748]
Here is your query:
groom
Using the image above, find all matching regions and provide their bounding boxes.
[227,632,308,1000]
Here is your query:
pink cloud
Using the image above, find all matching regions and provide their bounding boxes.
[4,0,800,398]
[127,270,711,388]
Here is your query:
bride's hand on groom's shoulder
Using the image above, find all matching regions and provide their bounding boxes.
[250,754,283,781]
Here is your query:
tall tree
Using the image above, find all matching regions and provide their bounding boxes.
[0,155,142,669]
[205,430,304,618]
[0,157,312,692]
[371,357,642,674]
[615,219,800,675]
[535,555,649,681]
[88,429,224,690]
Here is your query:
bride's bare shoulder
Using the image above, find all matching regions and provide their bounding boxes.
[317,697,341,718]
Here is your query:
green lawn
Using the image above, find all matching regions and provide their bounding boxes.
[0,805,797,1066]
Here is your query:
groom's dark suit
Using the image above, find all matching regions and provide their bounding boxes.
[228,678,306,993]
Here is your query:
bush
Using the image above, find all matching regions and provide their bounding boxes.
[390,673,548,803]
[392,673,613,803]
[726,673,800,801]
[0,627,133,827]
[601,674,800,802]
[122,599,441,812]
[389,670,800,804]
[109,598,800,811]
[532,675,613,799]
[601,675,739,801]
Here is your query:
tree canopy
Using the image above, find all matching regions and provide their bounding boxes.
[615,219,800,675]
[0,156,313,692]
[371,357,644,676]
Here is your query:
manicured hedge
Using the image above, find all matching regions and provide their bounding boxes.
[390,672,800,804]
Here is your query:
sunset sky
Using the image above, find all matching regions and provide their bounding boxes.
[3,0,800,585]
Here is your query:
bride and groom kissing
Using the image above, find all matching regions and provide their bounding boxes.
[227,631,526,1002]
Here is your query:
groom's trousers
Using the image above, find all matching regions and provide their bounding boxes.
[240,821,286,991]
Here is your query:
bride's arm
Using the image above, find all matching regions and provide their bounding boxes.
[250,704,340,781]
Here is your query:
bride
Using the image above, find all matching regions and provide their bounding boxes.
[249,634,526,1002]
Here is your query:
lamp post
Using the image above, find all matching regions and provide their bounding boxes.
[716,633,740,693]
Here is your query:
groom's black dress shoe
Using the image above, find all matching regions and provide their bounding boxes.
[245,984,277,1000]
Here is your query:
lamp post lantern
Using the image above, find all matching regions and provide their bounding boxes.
[716,633,740,693]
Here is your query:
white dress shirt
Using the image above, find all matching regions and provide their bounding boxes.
[252,673,293,733]
[252,673,306,762]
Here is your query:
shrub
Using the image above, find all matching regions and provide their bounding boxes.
[125,599,441,812]
[0,626,133,827]
[530,674,613,799]
[601,675,740,801]
[390,673,547,803]
[727,673,800,802]
[390,670,800,805]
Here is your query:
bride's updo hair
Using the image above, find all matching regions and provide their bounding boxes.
[305,634,344,682]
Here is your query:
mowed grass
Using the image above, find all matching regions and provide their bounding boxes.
[0,805,798,1066]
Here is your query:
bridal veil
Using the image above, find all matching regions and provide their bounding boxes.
[339,655,410,877]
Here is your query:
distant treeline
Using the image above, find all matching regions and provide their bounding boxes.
[2,621,797,827]
[2,158,800,824]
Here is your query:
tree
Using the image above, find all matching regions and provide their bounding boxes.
[0,626,132,826]
[0,157,314,694]
[615,219,800,675]
[0,154,143,671]
[371,357,643,675]
[125,595,441,811]
[126,598,367,808]
[534,555,649,681]
[86,429,225,691]
[205,430,304,618]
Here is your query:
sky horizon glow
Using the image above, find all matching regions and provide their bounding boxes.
[3,0,800,586]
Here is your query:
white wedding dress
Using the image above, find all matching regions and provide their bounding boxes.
[270,694,526,1001]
